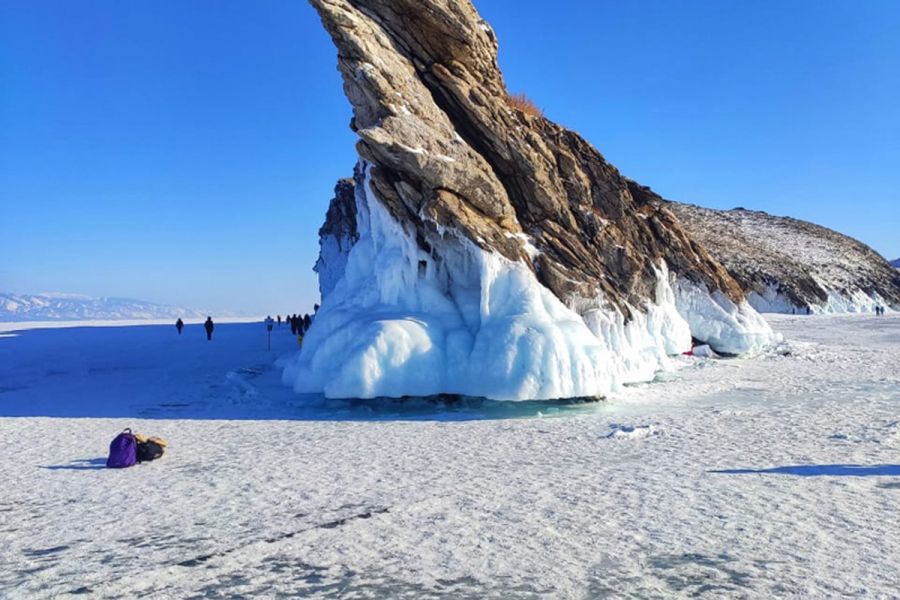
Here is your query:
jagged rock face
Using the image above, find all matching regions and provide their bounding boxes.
[666,201,900,312]
[309,0,742,313]
[313,177,358,297]
[290,0,779,400]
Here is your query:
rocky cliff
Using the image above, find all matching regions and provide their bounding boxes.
[666,201,900,313]
[284,0,778,401]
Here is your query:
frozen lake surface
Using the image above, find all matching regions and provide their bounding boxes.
[1,315,898,598]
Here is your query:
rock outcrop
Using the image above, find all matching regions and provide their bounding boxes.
[314,176,358,298]
[308,0,742,312]
[283,0,778,401]
[666,200,900,313]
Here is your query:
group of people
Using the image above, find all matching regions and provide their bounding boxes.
[175,308,321,343]
[285,313,313,336]
[174,317,215,340]
[875,305,887,316]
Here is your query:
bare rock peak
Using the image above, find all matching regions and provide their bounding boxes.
[310,0,745,314]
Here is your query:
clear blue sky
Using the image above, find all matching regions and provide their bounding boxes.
[2,0,898,314]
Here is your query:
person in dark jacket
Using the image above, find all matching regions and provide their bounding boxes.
[276,314,281,326]
[204,316,214,341]
[175,318,184,335]
[303,313,312,333]
[290,314,297,336]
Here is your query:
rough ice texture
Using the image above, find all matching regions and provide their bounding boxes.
[283,167,777,400]
[290,0,781,400]
[667,201,900,313]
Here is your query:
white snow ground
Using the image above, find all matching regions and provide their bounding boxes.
[1,315,899,598]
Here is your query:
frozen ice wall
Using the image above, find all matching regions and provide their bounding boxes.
[747,282,895,315]
[283,163,778,401]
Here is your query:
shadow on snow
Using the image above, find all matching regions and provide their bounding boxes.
[0,323,604,422]
[711,464,900,477]
[41,458,107,471]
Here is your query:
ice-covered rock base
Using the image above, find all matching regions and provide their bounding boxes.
[748,282,896,315]
[283,164,778,401]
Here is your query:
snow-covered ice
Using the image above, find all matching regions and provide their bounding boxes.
[1,313,899,598]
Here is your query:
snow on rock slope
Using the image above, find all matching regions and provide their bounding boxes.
[285,0,777,401]
[664,201,900,314]
[0,292,211,322]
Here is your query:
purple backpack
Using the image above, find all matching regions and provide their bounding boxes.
[106,428,137,468]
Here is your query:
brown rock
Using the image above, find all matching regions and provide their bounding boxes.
[310,0,746,317]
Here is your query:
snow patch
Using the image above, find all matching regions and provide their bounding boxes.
[606,424,660,439]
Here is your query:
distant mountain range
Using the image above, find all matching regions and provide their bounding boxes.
[891,258,900,269]
[0,292,225,322]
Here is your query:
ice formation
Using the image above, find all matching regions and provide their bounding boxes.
[747,283,896,315]
[283,165,779,401]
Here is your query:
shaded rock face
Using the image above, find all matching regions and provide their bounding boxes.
[309,0,742,314]
[666,200,900,313]
[314,176,358,297]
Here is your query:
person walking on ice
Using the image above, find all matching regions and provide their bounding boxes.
[204,316,215,341]
[175,318,184,335]
[265,315,275,350]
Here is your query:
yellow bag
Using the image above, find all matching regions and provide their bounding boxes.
[134,433,168,447]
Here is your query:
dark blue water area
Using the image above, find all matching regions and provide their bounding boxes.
[0,322,603,422]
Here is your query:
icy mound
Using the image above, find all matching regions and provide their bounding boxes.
[283,167,777,400]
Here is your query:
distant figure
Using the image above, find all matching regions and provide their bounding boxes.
[265,315,274,332]
[303,313,312,332]
[276,314,281,326]
[314,303,320,313]
[806,306,811,315]
[175,318,184,335]
[204,316,215,341]
[290,314,298,336]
